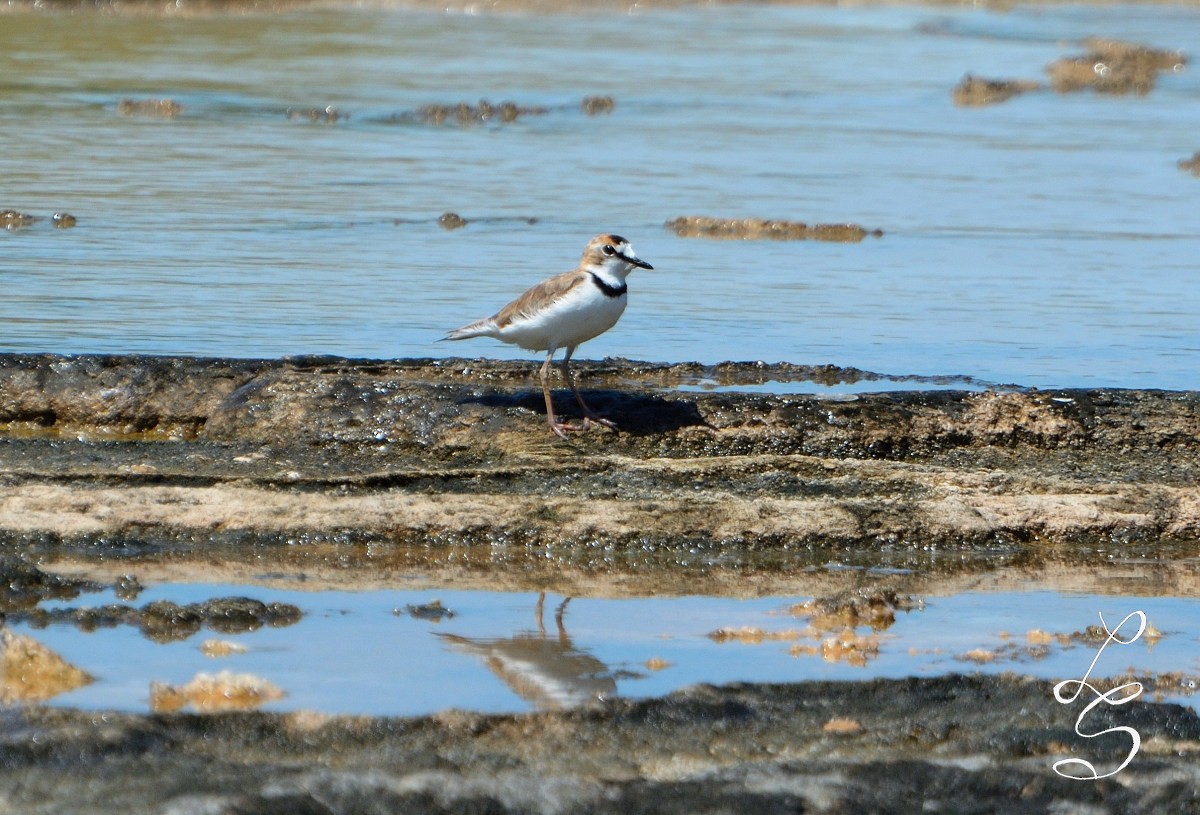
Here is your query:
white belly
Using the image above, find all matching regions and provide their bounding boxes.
[498,284,627,352]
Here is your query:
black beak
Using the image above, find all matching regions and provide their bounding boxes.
[619,253,653,270]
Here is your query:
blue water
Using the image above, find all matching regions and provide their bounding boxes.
[15,584,1199,715]
[2,5,1199,388]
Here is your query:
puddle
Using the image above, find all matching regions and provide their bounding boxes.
[664,374,1004,396]
[7,582,1197,716]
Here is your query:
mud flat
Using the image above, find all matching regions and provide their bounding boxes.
[2,353,1199,812]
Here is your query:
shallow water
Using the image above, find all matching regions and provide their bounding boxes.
[13,582,1198,715]
[3,5,1200,388]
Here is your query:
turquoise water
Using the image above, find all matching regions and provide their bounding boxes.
[2,5,1199,388]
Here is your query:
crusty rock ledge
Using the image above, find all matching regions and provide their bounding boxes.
[1,354,1198,587]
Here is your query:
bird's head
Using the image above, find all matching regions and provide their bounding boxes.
[582,234,653,279]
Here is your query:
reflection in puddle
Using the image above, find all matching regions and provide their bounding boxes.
[0,631,93,704]
[3,581,1198,716]
[437,593,616,710]
[667,375,1004,397]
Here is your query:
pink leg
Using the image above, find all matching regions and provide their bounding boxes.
[560,347,616,430]
[540,349,571,439]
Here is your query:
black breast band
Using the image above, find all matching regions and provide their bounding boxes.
[589,273,627,298]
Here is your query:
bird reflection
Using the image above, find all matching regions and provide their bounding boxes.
[437,593,616,710]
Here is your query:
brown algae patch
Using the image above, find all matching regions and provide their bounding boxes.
[150,670,284,712]
[786,587,922,633]
[1,209,38,231]
[0,631,94,704]
[707,626,803,644]
[285,105,346,124]
[439,211,469,230]
[957,38,1186,107]
[805,629,884,666]
[116,98,184,117]
[581,95,615,115]
[1047,38,1186,95]
[665,216,882,242]
[410,100,543,126]
[952,74,1041,107]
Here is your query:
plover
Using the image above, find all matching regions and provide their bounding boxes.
[445,234,653,438]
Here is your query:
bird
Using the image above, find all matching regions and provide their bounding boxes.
[444,234,653,438]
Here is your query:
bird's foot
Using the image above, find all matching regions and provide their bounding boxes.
[581,414,618,432]
[548,416,615,438]
[549,419,584,439]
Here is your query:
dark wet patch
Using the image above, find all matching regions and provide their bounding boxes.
[398,100,544,126]
[285,105,346,124]
[116,98,184,117]
[788,585,923,632]
[665,216,883,241]
[952,74,1041,107]
[399,599,457,621]
[438,211,468,230]
[0,557,101,613]
[581,94,615,114]
[14,596,302,643]
[381,97,620,127]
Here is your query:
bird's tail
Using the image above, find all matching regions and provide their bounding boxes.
[443,318,497,341]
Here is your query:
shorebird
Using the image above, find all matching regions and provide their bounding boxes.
[444,234,653,438]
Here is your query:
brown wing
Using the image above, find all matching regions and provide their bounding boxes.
[493,270,588,328]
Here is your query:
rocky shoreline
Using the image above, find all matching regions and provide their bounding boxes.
[2,353,1199,813]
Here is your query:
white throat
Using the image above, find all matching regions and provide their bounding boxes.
[587,257,633,289]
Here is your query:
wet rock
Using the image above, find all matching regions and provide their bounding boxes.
[1,355,1199,559]
[665,216,882,242]
[140,597,301,642]
[1047,38,1186,95]
[0,353,266,437]
[285,105,345,124]
[957,38,1186,108]
[581,94,615,115]
[16,596,302,643]
[411,99,541,126]
[0,557,97,613]
[1,209,37,231]
[3,674,1198,813]
[116,97,184,117]
[399,599,456,621]
[788,586,922,632]
[952,74,1041,106]
[438,211,468,230]
[114,573,144,601]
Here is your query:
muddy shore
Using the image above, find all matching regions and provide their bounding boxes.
[2,353,1199,812]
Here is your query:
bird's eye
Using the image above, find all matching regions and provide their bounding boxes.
[602,245,616,256]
